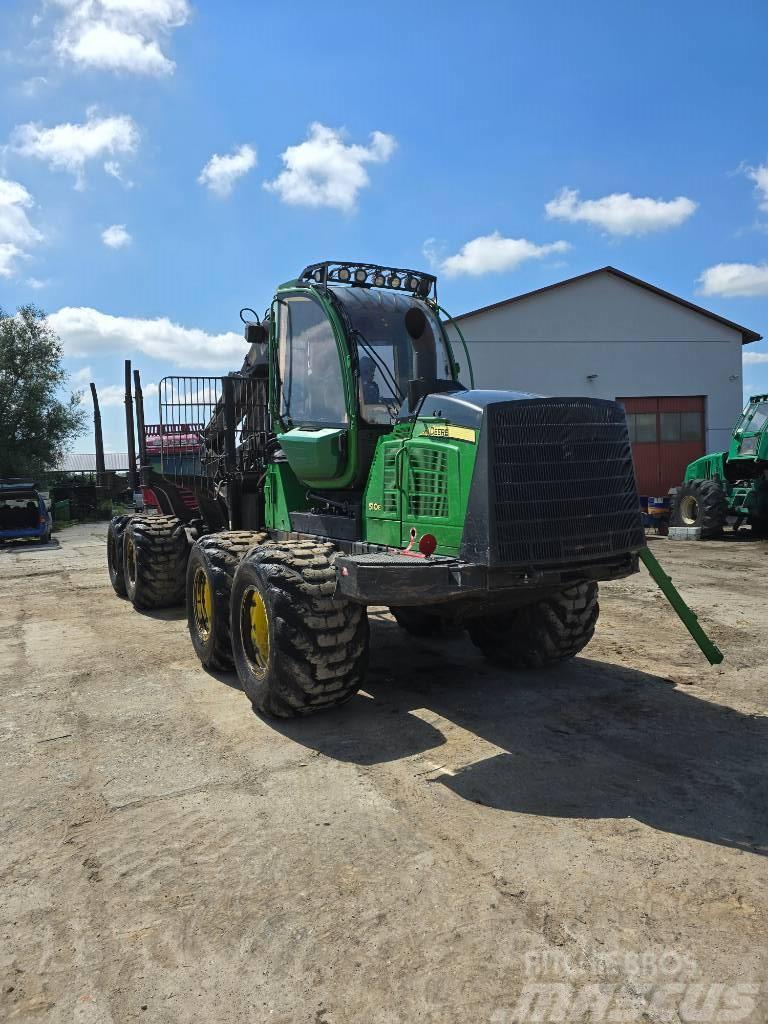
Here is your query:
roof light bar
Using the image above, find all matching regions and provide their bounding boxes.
[300,261,437,299]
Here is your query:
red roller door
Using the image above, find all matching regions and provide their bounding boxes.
[617,396,705,495]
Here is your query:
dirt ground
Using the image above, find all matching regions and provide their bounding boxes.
[0,524,766,1024]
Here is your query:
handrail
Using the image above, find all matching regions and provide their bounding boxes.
[434,303,475,389]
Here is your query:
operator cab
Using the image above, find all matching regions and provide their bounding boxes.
[735,396,768,441]
[273,262,463,489]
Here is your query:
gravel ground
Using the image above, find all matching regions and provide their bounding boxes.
[0,523,765,1024]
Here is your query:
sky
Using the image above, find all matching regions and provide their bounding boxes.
[1,0,768,453]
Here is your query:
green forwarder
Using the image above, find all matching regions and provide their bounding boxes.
[107,259,723,718]
[671,395,768,538]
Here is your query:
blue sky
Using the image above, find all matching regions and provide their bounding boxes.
[1,0,767,452]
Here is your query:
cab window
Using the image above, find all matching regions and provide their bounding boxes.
[746,402,768,433]
[327,287,453,426]
[278,296,348,426]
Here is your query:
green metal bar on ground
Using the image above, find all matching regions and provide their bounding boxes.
[638,546,724,666]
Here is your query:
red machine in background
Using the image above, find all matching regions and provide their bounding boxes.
[141,423,200,513]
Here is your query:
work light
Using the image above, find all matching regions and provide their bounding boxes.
[299,261,437,299]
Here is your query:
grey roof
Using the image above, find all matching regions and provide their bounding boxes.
[448,266,762,344]
[55,453,130,472]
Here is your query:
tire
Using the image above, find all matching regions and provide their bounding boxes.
[187,530,267,671]
[123,515,189,609]
[670,479,728,538]
[468,581,599,669]
[107,514,134,597]
[389,606,445,637]
[230,540,369,717]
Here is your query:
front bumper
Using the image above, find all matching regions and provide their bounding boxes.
[335,550,640,606]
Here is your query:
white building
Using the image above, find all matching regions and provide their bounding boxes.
[445,266,760,495]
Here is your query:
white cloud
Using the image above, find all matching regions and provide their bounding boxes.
[88,381,159,407]
[545,187,697,236]
[103,160,133,187]
[698,263,768,298]
[49,306,246,370]
[101,223,131,248]
[264,123,396,211]
[745,164,768,212]
[52,0,190,76]
[198,143,257,198]
[743,352,768,365]
[12,110,139,189]
[0,177,44,278]
[26,276,49,289]
[0,245,24,278]
[435,232,570,277]
[71,365,93,384]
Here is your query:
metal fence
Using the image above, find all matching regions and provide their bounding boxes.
[157,375,270,487]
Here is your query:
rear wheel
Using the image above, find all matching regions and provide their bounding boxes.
[671,479,727,538]
[231,540,369,717]
[107,514,134,597]
[468,582,599,669]
[187,530,267,670]
[123,515,189,609]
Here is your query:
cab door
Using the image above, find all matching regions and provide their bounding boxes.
[274,292,353,487]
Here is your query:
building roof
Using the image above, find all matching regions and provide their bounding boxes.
[55,453,130,473]
[448,266,762,344]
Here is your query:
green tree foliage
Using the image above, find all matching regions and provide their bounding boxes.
[0,305,87,478]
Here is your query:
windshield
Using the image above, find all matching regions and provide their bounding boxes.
[738,401,768,434]
[329,286,453,424]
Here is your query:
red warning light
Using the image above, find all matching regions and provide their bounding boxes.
[418,533,437,556]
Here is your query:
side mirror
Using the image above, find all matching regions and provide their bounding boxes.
[245,322,268,346]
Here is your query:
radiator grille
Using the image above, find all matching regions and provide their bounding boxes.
[382,447,399,515]
[487,398,644,566]
[407,447,449,518]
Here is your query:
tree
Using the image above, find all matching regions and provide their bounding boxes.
[0,304,87,479]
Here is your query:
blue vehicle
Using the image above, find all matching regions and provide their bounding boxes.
[0,480,51,544]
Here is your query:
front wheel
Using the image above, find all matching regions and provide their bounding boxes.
[231,540,369,717]
[670,479,727,538]
[468,582,599,669]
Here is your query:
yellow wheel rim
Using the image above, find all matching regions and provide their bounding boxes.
[192,567,213,643]
[241,586,270,678]
[680,494,699,526]
[125,536,136,584]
